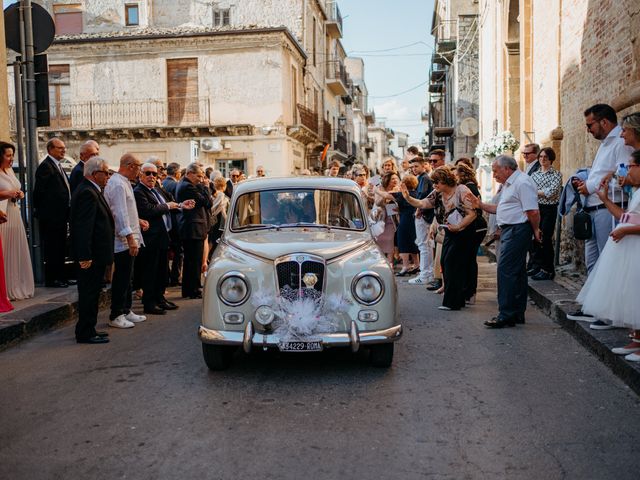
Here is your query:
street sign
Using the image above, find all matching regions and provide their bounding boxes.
[4,2,55,54]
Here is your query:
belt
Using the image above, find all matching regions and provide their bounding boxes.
[497,221,528,229]
[584,202,622,212]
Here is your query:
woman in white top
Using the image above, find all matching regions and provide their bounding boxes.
[0,142,35,300]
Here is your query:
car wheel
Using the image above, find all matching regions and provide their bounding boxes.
[202,344,235,370]
[369,343,394,368]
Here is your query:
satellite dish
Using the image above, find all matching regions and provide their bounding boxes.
[460,117,479,137]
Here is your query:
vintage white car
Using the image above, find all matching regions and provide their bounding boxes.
[198,176,401,370]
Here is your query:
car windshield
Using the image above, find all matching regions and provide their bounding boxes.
[231,189,366,231]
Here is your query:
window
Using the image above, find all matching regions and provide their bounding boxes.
[125,4,139,26]
[213,8,231,26]
[167,58,199,124]
[53,4,82,35]
[49,65,71,128]
[312,17,317,66]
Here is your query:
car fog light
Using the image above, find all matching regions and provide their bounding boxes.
[255,305,275,326]
[223,312,244,324]
[358,310,378,322]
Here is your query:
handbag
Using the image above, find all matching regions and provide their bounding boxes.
[573,186,592,240]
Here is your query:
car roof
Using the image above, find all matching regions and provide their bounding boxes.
[232,176,362,196]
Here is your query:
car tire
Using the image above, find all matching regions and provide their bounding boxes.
[202,344,235,370]
[369,343,394,368]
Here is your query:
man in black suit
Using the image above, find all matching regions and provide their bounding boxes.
[69,140,99,194]
[33,137,73,288]
[134,163,192,314]
[70,157,114,344]
[162,162,183,286]
[176,163,212,299]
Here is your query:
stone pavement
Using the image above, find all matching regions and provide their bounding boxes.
[483,248,640,396]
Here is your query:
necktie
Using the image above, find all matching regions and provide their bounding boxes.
[56,160,70,194]
[151,188,171,231]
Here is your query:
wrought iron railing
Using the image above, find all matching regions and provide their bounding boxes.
[335,133,348,154]
[296,103,319,134]
[326,58,349,87]
[9,97,211,131]
[321,119,332,145]
[326,1,343,32]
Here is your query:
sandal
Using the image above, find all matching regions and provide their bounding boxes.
[435,286,445,294]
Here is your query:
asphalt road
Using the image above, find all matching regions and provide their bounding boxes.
[1,260,639,480]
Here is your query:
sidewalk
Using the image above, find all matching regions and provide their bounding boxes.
[0,286,110,350]
[484,247,640,396]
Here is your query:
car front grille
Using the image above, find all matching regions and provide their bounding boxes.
[276,259,325,294]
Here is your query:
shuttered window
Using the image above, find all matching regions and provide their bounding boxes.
[49,64,71,127]
[53,4,83,35]
[167,58,199,125]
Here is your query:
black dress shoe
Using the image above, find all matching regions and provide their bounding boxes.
[526,267,540,277]
[77,336,110,344]
[47,280,69,288]
[426,280,443,291]
[514,313,525,324]
[94,330,109,338]
[532,270,555,281]
[144,305,167,315]
[67,279,78,286]
[407,266,420,275]
[158,301,179,310]
[484,316,516,328]
[188,293,203,299]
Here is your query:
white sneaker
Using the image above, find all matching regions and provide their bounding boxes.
[625,352,640,362]
[408,277,426,285]
[125,311,147,323]
[109,315,135,329]
[612,345,640,355]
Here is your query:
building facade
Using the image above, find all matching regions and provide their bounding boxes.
[427,0,479,161]
[7,0,370,175]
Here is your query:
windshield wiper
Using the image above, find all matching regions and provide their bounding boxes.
[235,223,280,230]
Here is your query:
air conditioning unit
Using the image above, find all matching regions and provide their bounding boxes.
[200,137,223,152]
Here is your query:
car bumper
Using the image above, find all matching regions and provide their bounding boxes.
[198,321,402,353]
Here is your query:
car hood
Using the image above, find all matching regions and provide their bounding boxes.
[226,229,372,261]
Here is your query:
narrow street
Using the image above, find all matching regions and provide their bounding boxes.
[1,260,639,480]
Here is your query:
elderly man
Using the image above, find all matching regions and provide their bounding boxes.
[104,153,147,328]
[134,163,192,314]
[255,165,266,178]
[162,162,183,286]
[33,137,74,288]
[176,163,212,299]
[70,157,114,344]
[70,140,99,193]
[470,155,541,328]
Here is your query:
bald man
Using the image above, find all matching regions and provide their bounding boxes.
[70,140,99,194]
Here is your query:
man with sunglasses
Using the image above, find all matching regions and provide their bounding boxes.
[134,163,182,314]
[521,143,540,176]
[567,104,634,324]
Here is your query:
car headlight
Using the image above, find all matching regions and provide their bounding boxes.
[351,272,384,305]
[255,305,275,326]
[217,272,250,306]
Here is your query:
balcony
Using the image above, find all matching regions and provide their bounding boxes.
[325,1,343,38]
[320,119,332,145]
[430,64,447,83]
[22,97,211,131]
[334,133,348,154]
[326,59,349,96]
[434,20,457,61]
[296,103,319,134]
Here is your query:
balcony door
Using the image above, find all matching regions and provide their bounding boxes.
[167,58,199,125]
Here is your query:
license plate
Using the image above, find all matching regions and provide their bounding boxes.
[278,340,323,352]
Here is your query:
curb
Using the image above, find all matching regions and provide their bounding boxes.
[0,289,111,351]
[482,246,640,396]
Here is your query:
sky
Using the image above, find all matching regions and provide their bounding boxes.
[341,0,436,146]
[3,0,435,145]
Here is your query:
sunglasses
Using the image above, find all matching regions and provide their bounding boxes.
[143,171,158,177]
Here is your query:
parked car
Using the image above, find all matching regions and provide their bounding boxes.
[199,176,401,370]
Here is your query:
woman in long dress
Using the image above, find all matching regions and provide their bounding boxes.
[0,142,35,300]
[576,149,640,361]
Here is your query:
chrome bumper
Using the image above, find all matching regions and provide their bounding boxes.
[198,321,402,354]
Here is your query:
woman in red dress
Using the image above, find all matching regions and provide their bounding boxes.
[0,213,14,312]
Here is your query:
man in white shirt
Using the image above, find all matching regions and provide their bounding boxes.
[567,104,634,326]
[573,104,634,273]
[472,155,541,328]
[103,153,148,329]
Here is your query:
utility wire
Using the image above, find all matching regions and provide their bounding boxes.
[348,41,434,54]
[369,80,429,99]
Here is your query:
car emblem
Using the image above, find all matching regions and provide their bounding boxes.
[303,273,318,288]
[296,255,306,263]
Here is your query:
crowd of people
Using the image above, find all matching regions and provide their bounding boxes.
[0,137,264,344]
[1,101,639,349]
